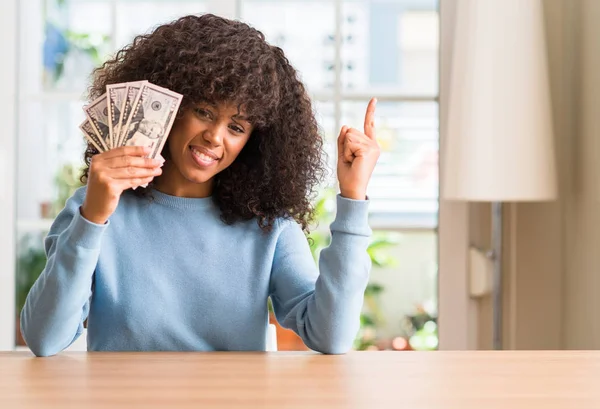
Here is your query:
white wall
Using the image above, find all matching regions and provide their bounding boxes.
[0,0,18,350]
[563,0,600,349]
[470,0,600,350]
[501,0,572,351]
[504,0,600,350]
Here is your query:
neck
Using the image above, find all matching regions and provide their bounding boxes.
[153,161,214,198]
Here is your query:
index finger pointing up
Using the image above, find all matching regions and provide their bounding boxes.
[364,97,377,140]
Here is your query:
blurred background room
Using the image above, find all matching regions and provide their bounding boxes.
[0,0,599,352]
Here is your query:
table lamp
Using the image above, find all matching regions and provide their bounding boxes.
[442,0,557,349]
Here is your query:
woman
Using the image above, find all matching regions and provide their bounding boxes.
[21,13,380,356]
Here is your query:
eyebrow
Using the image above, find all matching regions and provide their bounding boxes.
[232,114,250,124]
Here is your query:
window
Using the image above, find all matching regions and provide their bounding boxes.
[239,0,440,350]
[13,0,439,351]
[241,0,440,229]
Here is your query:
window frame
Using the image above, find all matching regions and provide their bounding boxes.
[0,0,18,351]
[1,0,470,352]
[313,0,440,230]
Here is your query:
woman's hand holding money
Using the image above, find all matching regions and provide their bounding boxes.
[81,146,164,224]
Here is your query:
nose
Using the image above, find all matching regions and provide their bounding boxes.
[202,123,227,147]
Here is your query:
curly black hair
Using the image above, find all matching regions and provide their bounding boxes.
[84,13,327,233]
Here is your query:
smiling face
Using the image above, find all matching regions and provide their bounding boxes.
[154,101,253,197]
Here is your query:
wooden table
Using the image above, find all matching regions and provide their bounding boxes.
[2,351,600,408]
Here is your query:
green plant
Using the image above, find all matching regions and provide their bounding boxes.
[16,162,83,314]
[51,163,84,218]
[402,304,438,351]
[44,11,110,85]
[307,188,400,350]
[16,234,47,314]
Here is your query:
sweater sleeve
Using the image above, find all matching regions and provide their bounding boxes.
[269,194,372,354]
[20,187,109,357]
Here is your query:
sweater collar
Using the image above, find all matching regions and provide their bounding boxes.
[149,188,215,210]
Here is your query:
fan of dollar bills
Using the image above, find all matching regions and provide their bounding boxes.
[80,81,183,159]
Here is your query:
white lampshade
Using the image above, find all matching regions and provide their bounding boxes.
[442,0,557,202]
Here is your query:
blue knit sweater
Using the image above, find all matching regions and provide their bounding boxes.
[20,187,372,356]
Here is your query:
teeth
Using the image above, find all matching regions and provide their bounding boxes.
[192,148,216,162]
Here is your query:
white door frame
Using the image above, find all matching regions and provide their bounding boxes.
[0,0,18,351]
[437,0,476,350]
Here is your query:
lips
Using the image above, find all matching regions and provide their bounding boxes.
[189,145,220,168]
[190,145,219,160]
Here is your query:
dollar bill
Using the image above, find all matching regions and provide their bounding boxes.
[84,94,111,150]
[117,80,148,147]
[79,119,105,153]
[120,83,183,159]
[107,83,128,148]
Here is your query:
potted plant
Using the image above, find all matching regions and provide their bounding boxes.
[15,234,47,345]
[15,162,84,345]
[402,303,438,351]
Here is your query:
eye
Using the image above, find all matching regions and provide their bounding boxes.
[229,124,245,134]
[194,108,213,119]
